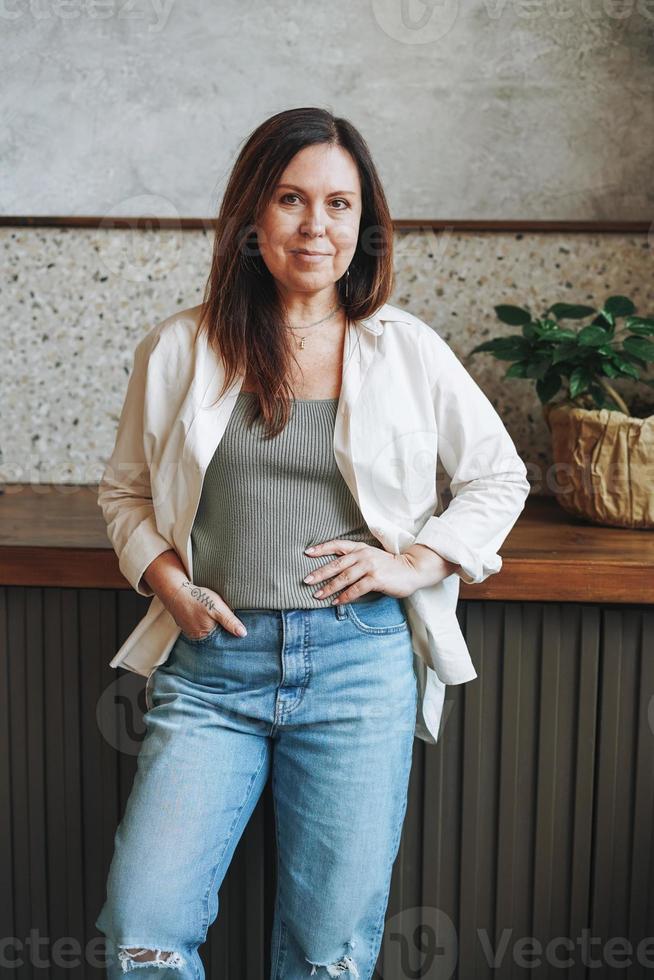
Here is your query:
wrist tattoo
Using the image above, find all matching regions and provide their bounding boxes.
[177,580,218,613]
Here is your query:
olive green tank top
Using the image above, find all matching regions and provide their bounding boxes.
[190,391,386,609]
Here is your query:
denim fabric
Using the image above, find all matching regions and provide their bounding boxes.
[95,595,418,979]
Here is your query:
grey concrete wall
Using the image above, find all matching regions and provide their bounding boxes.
[1,0,652,220]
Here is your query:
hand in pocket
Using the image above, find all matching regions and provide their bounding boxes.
[168,581,247,639]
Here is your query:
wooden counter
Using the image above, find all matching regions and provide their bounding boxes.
[0,484,652,603]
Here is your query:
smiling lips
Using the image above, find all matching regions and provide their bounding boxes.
[291,249,332,263]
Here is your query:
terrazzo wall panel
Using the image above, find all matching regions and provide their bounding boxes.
[2,226,652,490]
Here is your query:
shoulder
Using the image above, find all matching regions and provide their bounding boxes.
[133,304,205,361]
[375,302,453,370]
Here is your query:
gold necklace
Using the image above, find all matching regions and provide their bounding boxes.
[287,302,342,350]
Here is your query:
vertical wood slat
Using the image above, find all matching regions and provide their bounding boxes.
[1,588,652,980]
[630,612,654,961]
[496,600,534,972]
[459,600,491,978]
[25,588,47,980]
[43,586,68,980]
[569,606,600,980]
[60,588,86,980]
[7,587,33,980]
[0,588,15,965]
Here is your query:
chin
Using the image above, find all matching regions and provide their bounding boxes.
[285,271,336,289]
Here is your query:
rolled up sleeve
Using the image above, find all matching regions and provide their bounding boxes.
[412,330,531,585]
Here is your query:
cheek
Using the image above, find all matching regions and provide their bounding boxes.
[257,212,293,255]
[333,217,361,253]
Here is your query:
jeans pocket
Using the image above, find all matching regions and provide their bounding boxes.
[180,622,222,645]
[344,597,409,635]
[144,667,157,712]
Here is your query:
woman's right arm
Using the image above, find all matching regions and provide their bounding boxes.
[140,549,189,609]
[97,328,175,598]
[99,327,246,637]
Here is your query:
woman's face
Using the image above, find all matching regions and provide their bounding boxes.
[254,143,362,302]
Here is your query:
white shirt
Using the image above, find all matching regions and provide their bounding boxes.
[98,302,530,744]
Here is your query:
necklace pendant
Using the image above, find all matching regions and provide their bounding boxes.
[299,337,306,350]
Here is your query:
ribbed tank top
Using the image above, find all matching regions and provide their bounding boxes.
[190,391,386,609]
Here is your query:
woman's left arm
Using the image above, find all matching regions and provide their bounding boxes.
[300,326,530,603]
[404,328,531,585]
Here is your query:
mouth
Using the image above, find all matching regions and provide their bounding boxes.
[290,249,332,265]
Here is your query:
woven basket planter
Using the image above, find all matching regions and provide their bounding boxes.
[543,401,654,529]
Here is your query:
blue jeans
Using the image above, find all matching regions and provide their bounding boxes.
[94,595,418,979]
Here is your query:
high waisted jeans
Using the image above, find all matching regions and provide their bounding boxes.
[94,594,419,979]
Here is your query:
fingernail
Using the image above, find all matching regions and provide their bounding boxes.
[236,625,247,637]
[305,546,316,553]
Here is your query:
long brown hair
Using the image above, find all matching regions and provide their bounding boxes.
[196,106,395,438]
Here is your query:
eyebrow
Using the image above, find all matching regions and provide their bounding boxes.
[276,183,358,196]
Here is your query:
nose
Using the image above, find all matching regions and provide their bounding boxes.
[299,206,326,239]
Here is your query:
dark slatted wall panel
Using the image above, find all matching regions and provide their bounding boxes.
[0,589,652,979]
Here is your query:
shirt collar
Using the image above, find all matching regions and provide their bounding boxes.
[355,302,412,336]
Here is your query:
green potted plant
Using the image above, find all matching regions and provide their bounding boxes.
[468,295,654,529]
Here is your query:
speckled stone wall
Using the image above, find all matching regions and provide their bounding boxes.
[2,227,652,492]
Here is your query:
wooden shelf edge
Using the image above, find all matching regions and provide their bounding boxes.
[1,547,652,603]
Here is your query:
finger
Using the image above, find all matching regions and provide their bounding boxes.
[223,615,248,637]
[313,560,370,600]
[331,574,378,605]
[305,553,359,589]
[304,539,361,556]
[209,597,248,637]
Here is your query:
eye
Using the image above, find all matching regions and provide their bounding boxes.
[279,193,350,209]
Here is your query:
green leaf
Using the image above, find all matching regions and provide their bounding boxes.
[625,321,654,337]
[601,361,621,378]
[569,366,592,398]
[494,304,532,326]
[549,363,576,380]
[591,312,614,332]
[551,343,579,364]
[536,369,562,402]
[537,321,578,340]
[604,295,636,318]
[578,325,611,347]
[469,339,501,355]
[505,361,529,378]
[475,337,532,361]
[607,354,640,379]
[588,383,607,408]
[623,336,654,362]
[625,316,654,331]
[619,350,649,370]
[524,358,553,380]
[547,303,596,320]
[613,357,640,380]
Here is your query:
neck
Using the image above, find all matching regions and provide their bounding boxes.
[282,288,342,329]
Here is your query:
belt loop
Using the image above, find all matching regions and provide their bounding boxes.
[335,602,348,620]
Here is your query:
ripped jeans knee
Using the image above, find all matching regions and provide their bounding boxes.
[117,946,186,972]
[305,938,360,977]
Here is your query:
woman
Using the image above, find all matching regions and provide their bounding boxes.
[95,107,530,978]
